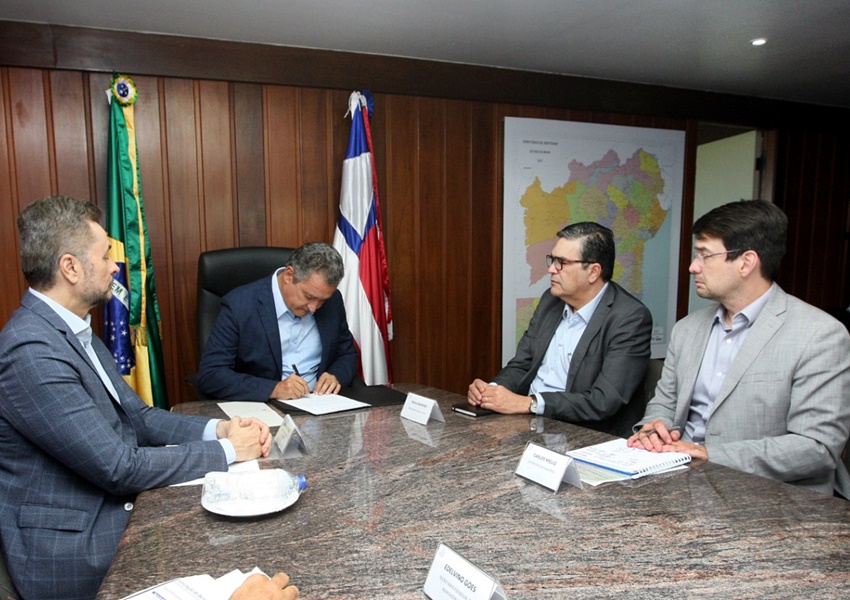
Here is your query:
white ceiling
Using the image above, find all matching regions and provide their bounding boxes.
[2,0,850,109]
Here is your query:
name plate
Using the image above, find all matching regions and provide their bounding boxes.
[515,442,582,492]
[400,392,445,425]
[270,414,309,458]
[423,543,507,600]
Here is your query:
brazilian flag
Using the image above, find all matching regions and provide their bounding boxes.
[103,75,168,408]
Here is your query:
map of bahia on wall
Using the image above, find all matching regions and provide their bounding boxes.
[503,118,685,360]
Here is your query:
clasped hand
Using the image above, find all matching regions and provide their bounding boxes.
[216,415,272,461]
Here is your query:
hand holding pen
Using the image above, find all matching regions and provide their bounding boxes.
[270,364,309,400]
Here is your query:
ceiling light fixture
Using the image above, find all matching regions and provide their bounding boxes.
[751,38,767,46]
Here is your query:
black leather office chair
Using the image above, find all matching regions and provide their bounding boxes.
[188,246,295,398]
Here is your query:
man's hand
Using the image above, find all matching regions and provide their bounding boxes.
[314,372,341,395]
[271,375,309,400]
[627,420,708,460]
[478,384,532,415]
[218,416,271,461]
[230,572,299,600]
[467,379,489,406]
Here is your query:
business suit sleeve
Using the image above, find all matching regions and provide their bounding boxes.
[0,327,227,496]
[539,300,652,423]
[707,317,850,486]
[635,320,688,430]
[319,293,358,386]
[197,294,280,400]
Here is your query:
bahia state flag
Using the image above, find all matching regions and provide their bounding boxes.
[103,75,169,408]
[332,91,393,385]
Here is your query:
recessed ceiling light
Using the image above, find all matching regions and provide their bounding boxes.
[751,38,767,46]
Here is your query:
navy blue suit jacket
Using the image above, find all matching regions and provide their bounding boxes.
[197,276,358,400]
[0,292,228,600]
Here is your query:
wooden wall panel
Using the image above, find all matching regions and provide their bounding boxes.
[264,86,300,247]
[774,128,850,311]
[0,68,25,317]
[417,97,446,388]
[298,88,333,244]
[198,80,237,250]
[467,102,500,381]
[48,70,92,200]
[232,82,267,246]
[8,69,52,208]
[383,94,419,384]
[443,99,472,392]
[161,78,205,395]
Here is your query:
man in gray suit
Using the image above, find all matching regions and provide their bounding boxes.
[0,196,273,600]
[467,222,652,437]
[629,200,850,497]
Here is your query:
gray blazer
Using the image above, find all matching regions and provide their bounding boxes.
[495,281,652,437]
[639,285,850,497]
[0,292,229,600]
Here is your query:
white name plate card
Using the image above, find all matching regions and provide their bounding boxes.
[423,543,507,600]
[400,392,446,425]
[515,442,582,492]
[270,414,309,459]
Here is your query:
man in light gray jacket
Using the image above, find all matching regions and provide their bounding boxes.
[630,200,850,497]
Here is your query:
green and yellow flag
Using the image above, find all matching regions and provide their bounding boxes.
[103,74,168,408]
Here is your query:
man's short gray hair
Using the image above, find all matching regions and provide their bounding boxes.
[18,195,102,290]
[287,242,344,286]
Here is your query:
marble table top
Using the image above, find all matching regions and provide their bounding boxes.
[97,385,850,599]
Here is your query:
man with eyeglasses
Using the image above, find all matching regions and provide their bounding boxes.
[466,222,652,437]
[629,200,850,498]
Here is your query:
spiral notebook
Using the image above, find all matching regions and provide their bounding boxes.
[567,438,691,479]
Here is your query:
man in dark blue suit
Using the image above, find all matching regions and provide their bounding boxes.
[198,242,358,401]
[0,196,272,600]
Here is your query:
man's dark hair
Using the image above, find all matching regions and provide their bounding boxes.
[287,242,345,286]
[693,200,787,281]
[556,222,615,281]
[18,195,102,290]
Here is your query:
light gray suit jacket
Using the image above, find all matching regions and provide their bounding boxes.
[639,285,850,497]
[495,281,652,437]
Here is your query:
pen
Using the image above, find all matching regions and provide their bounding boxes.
[292,364,301,377]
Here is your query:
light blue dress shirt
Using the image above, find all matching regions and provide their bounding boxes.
[684,284,775,444]
[527,282,608,415]
[271,268,322,391]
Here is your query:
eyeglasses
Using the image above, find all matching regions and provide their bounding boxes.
[546,254,592,271]
[691,249,741,263]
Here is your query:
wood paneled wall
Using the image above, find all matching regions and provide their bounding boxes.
[1,22,848,407]
[0,67,692,405]
[773,128,850,310]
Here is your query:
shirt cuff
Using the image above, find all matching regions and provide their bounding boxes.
[205,419,236,464]
[217,439,236,464]
[534,392,545,415]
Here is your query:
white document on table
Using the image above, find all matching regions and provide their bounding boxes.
[217,401,284,427]
[279,393,369,415]
[121,567,265,600]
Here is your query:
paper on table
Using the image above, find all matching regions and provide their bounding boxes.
[217,401,284,427]
[120,567,265,600]
[280,393,369,415]
[170,459,259,487]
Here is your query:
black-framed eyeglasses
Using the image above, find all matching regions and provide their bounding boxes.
[546,254,592,271]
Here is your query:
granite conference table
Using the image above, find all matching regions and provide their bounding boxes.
[97,385,850,599]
